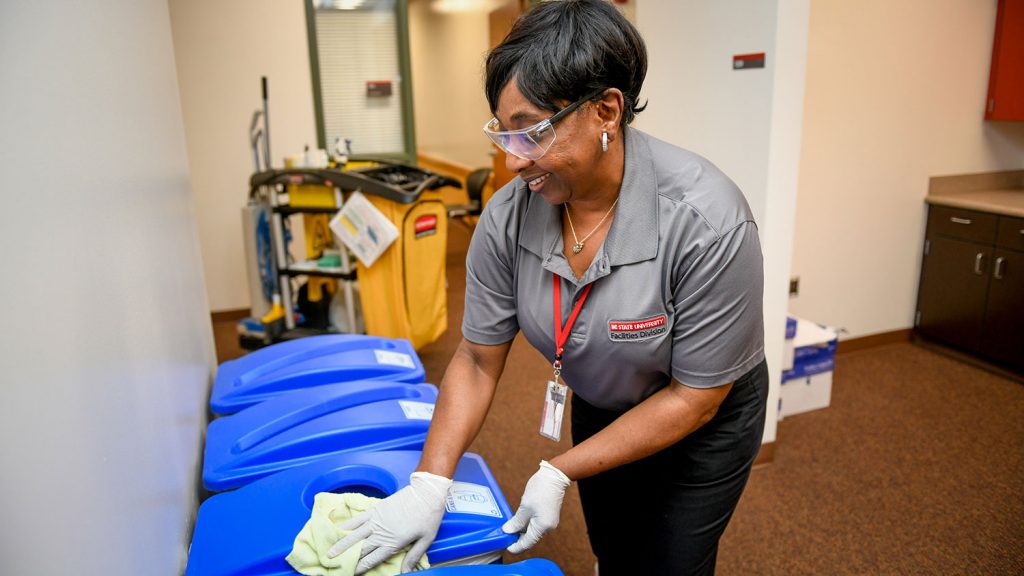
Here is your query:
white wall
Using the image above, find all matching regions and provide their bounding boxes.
[409,0,493,168]
[789,0,1024,338]
[636,0,809,444]
[0,1,213,574]
[169,0,318,312]
[638,2,777,226]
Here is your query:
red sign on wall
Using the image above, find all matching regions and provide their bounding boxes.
[733,53,766,70]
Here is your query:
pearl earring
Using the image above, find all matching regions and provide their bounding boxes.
[601,130,608,152]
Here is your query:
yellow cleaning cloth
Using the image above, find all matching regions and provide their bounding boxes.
[286,492,431,576]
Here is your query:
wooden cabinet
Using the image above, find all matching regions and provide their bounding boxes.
[983,247,1024,367]
[986,0,1024,121]
[916,205,1024,371]
[917,234,992,353]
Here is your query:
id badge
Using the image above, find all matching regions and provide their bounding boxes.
[539,380,568,442]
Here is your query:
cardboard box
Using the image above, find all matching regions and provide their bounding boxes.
[779,317,838,419]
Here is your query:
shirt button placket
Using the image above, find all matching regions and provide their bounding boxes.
[571,285,587,337]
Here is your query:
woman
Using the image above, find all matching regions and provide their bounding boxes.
[329,1,768,574]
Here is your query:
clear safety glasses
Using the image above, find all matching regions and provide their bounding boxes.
[483,88,606,161]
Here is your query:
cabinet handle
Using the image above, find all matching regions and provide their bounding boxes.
[1019,229,1024,235]
[950,217,972,225]
[974,253,985,275]
[994,257,1005,280]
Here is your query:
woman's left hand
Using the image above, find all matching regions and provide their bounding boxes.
[502,460,572,553]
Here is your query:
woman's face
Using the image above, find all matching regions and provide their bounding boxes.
[493,81,604,205]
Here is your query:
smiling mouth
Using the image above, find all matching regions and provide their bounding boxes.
[526,173,550,190]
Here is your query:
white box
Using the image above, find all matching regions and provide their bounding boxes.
[779,317,838,419]
[779,370,833,418]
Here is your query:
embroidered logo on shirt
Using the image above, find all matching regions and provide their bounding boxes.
[608,314,668,342]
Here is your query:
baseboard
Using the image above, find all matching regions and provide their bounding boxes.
[211,308,250,323]
[753,441,775,469]
[836,328,912,356]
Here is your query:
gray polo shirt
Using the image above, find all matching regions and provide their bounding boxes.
[463,127,765,411]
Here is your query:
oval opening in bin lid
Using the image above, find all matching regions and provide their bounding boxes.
[186,451,516,576]
[302,464,401,505]
[211,335,425,414]
[203,381,438,492]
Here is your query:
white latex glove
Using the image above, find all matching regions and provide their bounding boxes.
[327,471,452,574]
[501,460,571,554]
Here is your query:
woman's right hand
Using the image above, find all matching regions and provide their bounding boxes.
[327,471,452,574]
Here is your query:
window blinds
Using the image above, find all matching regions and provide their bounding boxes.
[315,8,406,156]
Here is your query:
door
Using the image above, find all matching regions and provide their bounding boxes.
[917,236,992,353]
[981,248,1024,370]
[488,0,527,189]
[986,0,1024,120]
[307,0,417,162]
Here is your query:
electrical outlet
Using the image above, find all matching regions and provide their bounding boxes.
[789,276,799,297]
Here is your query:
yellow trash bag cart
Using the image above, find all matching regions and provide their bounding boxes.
[249,161,460,350]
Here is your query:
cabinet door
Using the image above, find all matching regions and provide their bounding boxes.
[981,249,1024,370]
[986,0,1024,120]
[917,236,992,353]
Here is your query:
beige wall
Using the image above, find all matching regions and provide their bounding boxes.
[789,0,1024,337]
[169,0,317,312]
[408,0,494,169]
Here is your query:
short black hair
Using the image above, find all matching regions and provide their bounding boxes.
[485,0,647,125]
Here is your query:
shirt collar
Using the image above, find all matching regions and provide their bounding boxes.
[518,126,659,272]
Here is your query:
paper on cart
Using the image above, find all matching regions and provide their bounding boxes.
[329,191,399,267]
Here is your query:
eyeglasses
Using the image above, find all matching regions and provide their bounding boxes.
[483,88,606,161]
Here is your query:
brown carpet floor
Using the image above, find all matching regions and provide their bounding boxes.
[212,222,1024,575]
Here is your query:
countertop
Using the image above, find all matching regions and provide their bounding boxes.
[925,189,1024,218]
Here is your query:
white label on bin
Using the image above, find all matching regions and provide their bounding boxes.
[374,350,416,369]
[398,400,434,421]
[445,482,502,518]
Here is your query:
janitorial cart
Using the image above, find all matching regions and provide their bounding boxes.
[247,159,460,351]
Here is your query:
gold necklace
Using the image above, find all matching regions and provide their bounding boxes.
[564,196,619,254]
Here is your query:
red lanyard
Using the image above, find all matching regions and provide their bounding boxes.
[552,272,593,377]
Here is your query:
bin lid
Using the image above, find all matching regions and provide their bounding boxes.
[187,451,517,576]
[204,381,438,491]
[211,335,425,414]
[417,559,565,575]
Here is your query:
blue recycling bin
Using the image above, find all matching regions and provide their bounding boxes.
[204,381,439,491]
[418,559,565,575]
[187,451,517,576]
[211,335,426,414]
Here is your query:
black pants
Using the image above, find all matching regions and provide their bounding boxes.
[571,359,769,576]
